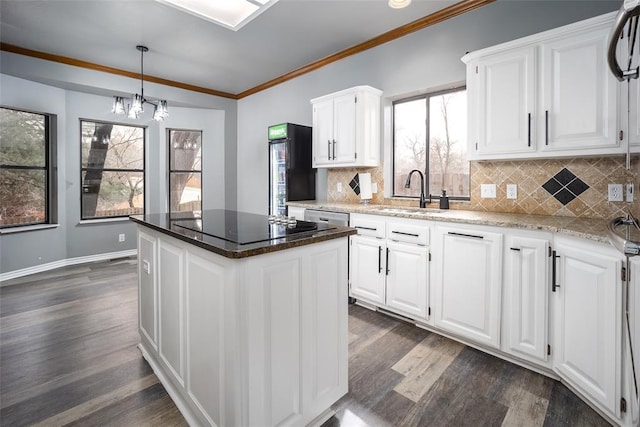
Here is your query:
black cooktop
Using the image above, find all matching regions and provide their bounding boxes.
[171,209,335,245]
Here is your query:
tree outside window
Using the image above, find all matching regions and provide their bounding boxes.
[393,87,469,200]
[168,129,201,214]
[80,120,144,219]
[0,107,53,228]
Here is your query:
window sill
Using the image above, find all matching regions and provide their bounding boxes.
[0,224,60,235]
[78,217,134,225]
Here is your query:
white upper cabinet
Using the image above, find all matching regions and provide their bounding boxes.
[464,12,620,160]
[311,86,382,168]
[540,26,618,152]
[473,47,537,155]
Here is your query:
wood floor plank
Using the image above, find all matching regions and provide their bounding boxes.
[392,333,464,402]
[31,374,158,427]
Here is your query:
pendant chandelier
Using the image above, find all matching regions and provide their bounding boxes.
[112,45,169,121]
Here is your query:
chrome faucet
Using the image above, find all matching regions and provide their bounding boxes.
[404,169,427,208]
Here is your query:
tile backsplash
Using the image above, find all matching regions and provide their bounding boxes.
[326,156,639,220]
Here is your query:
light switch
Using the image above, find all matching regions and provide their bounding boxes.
[481,184,497,198]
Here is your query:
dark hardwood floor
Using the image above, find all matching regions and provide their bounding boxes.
[0,259,611,426]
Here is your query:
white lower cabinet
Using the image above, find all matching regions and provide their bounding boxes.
[349,235,386,305]
[433,224,503,348]
[553,236,622,422]
[502,231,551,365]
[386,240,429,319]
[349,214,430,321]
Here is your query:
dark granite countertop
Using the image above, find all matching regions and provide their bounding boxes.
[130,210,356,259]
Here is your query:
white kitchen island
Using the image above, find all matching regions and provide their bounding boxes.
[130,210,355,427]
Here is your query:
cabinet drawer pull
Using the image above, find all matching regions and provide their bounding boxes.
[327,140,331,160]
[391,230,419,237]
[378,246,382,273]
[510,247,521,251]
[332,140,337,160]
[355,225,377,231]
[318,217,330,222]
[385,247,390,275]
[448,232,483,240]
[552,250,560,292]
[527,113,531,147]
[545,110,549,145]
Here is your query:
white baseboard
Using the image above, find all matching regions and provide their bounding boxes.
[0,249,138,283]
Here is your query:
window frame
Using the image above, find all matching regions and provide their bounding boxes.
[0,106,57,229]
[167,128,203,214]
[79,118,146,221]
[391,85,469,201]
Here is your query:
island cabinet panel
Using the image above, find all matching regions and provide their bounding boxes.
[302,246,348,418]
[138,231,157,349]
[185,253,225,426]
[245,258,303,427]
[135,223,350,427]
[158,240,185,386]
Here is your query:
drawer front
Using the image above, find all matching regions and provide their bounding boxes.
[386,221,429,245]
[350,214,385,238]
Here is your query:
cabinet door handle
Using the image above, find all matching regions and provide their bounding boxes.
[391,230,419,237]
[327,140,331,160]
[332,140,337,160]
[378,246,382,273]
[385,247,390,275]
[510,247,521,251]
[552,250,560,292]
[448,231,484,240]
[527,113,531,147]
[355,225,377,231]
[545,110,549,145]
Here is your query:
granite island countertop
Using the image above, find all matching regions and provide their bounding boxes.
[130,210,356,259]
[288,201,623,245]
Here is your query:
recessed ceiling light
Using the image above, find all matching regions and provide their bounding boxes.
[388,0,411,9]
[156,0,279,31]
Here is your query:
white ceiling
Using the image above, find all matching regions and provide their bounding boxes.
[0,0,461,97]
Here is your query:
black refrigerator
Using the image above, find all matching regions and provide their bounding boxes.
[268,123,316,216]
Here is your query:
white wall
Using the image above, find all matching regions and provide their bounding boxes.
[236,0,619,215]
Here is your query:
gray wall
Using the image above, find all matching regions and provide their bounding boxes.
[0,53,236,274]
[236,0,620,215]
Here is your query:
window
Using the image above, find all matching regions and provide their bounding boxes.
[168,129,202,213]
[80,120,145,220]
[0,107,56,228]
[392,87,469,200]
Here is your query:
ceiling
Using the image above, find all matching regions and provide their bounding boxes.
[0,0,472,98]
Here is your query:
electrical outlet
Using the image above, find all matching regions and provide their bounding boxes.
[118,233,126,242]
[608,184,624,202]
[481,184,497,198]
[627,183,634,203]
[337,182,342,193]
[506,184,517,200]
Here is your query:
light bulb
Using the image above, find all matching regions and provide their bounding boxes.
[388,0,411,8]
[112,97,126,115]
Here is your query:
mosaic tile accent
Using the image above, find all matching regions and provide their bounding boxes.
[326,156,640,219]
[349,174,360,195]
[542,168,590,205]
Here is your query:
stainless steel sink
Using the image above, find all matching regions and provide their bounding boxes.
[373,206,441,214]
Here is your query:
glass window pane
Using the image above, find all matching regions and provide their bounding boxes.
[170,172,201,213]
[428,90,468,197]
[81,171,144,219]
[0,169,46,226]
[169,130,202,171]
[393,99,426,197]
[0,108,46,167]
[81,122,144,169]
